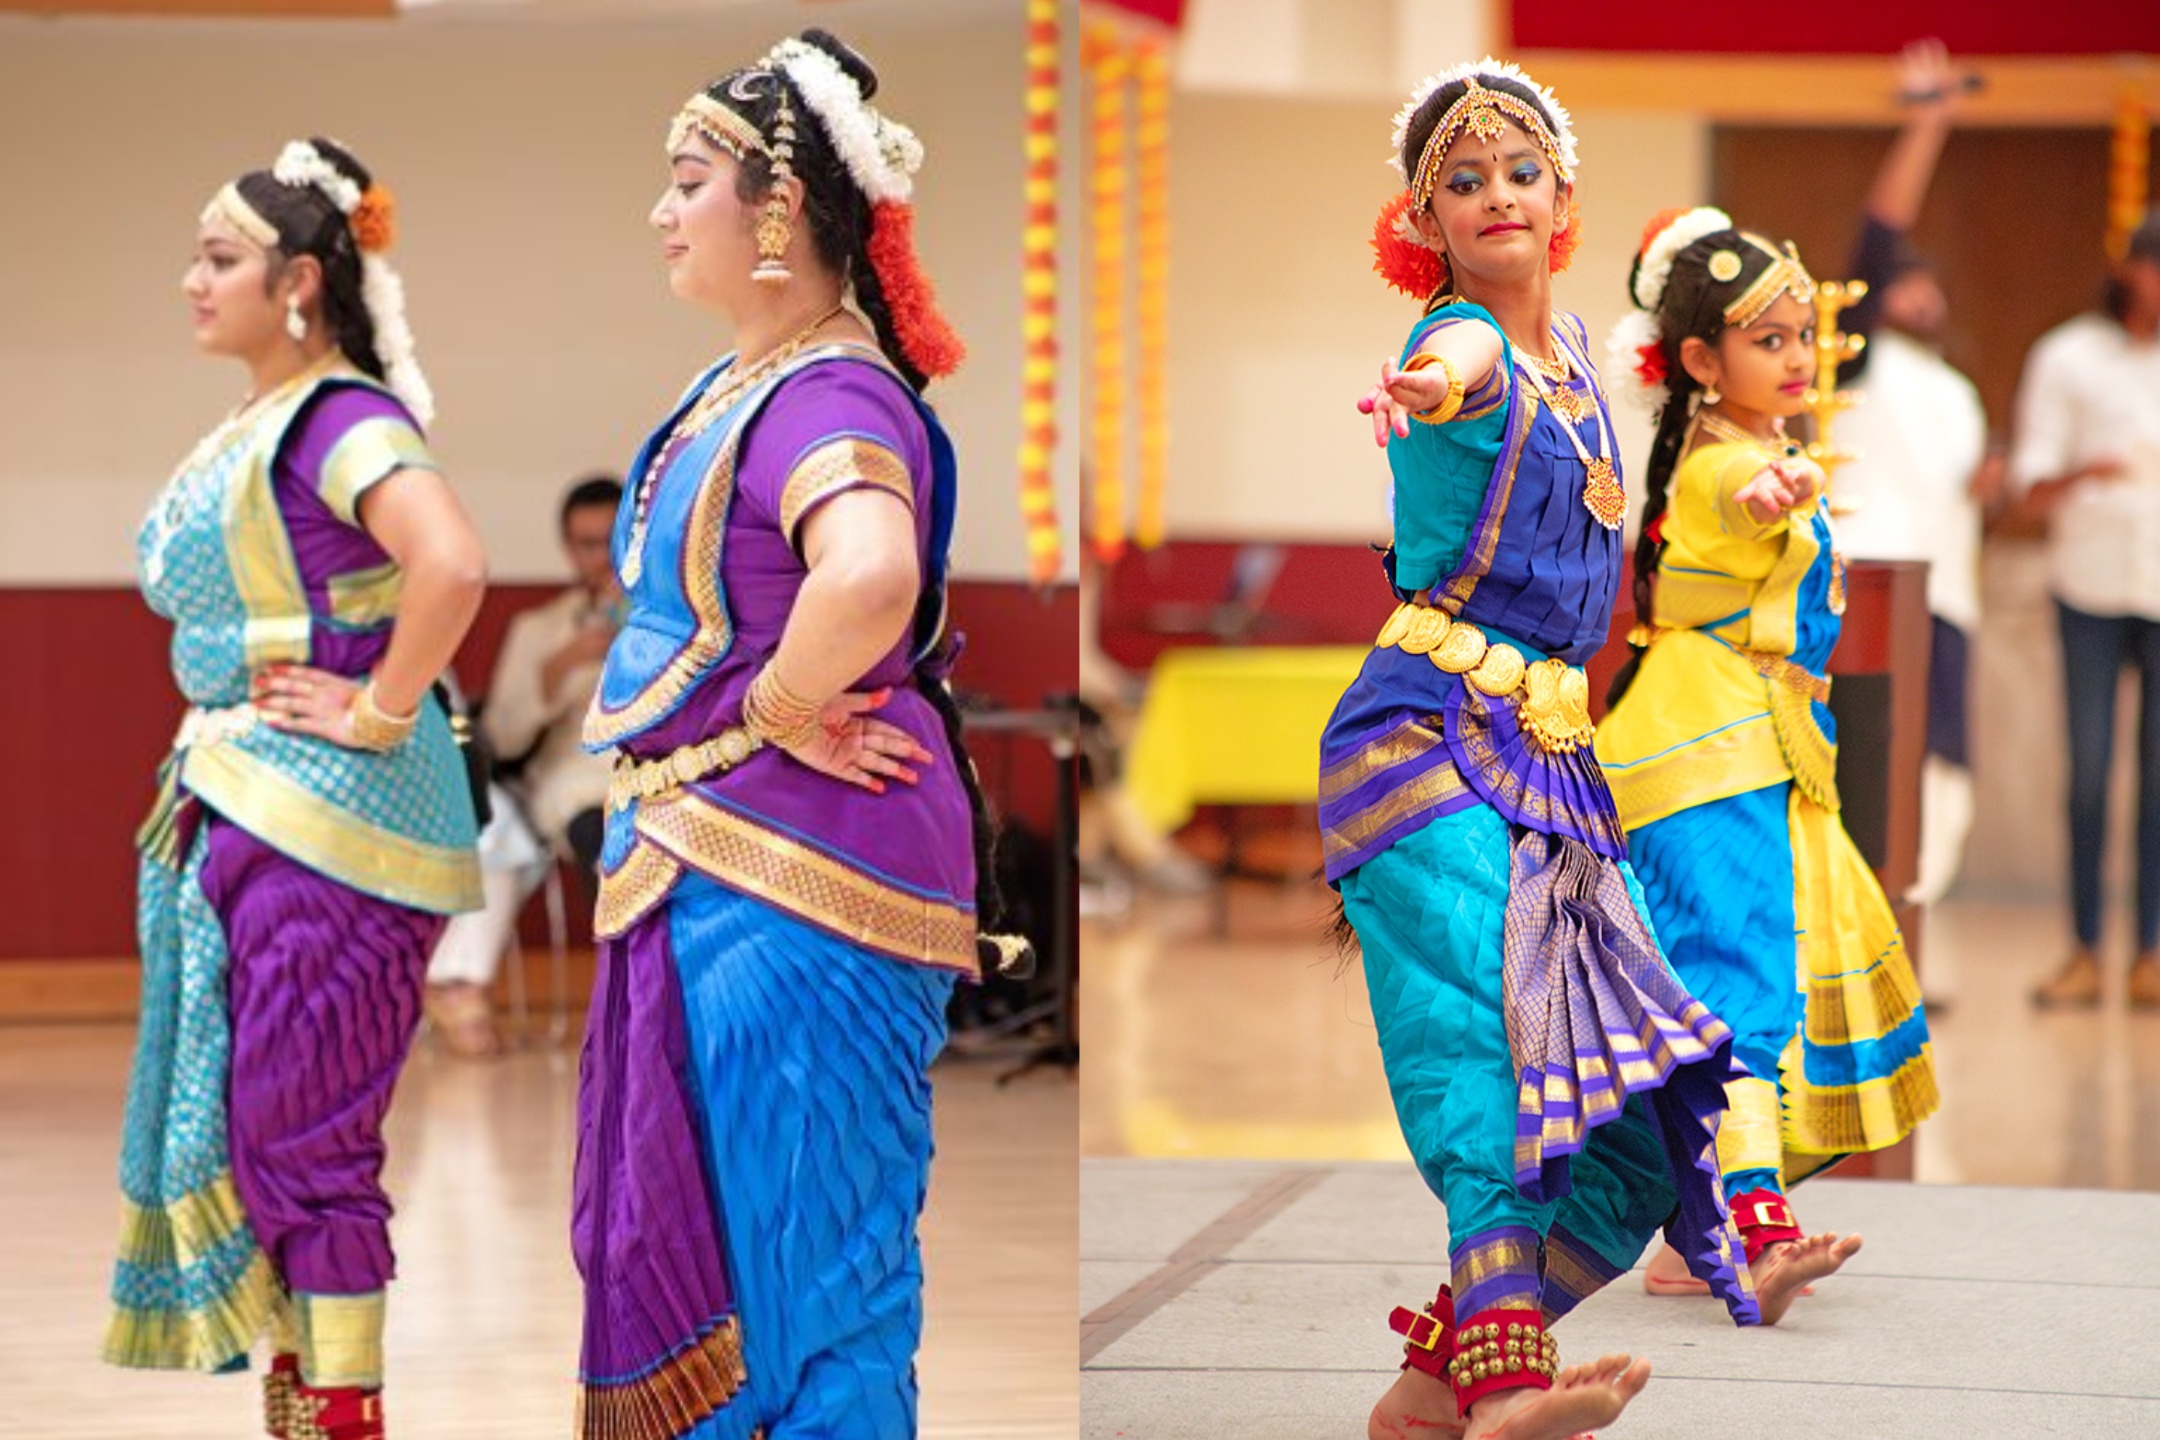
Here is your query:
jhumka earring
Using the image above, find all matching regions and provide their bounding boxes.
[285,296,308,342]
[754,78,799,285]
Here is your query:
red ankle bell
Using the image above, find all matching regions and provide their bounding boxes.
[263,1353,301,1439]
[1445,1306,1554,1416]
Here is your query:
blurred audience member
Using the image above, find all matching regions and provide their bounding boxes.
[424,475,623,1053]
[1833,39,1996,907]
[2007,214,2160,1007]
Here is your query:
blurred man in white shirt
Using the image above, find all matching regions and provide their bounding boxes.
[425,475,622,1054]
[2009,216,2160,1007]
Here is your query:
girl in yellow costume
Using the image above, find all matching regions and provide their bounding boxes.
[1597,208,1939,1316]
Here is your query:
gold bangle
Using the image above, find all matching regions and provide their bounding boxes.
[1402,350,1465,425]
[347,679,418,752]
[743,665,824,750]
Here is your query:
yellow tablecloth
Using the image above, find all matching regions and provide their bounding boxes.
[1124,645,1370,834]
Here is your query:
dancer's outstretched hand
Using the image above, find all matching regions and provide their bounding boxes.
[1358,357,1450,448]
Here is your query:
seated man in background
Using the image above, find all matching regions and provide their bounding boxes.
[426,475,623,1055]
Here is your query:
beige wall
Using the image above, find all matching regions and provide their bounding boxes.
[1155,94,1707,542]
[0,1,1078,584]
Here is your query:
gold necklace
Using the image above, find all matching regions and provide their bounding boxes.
[1511,330,1622,530]
[622,305,847,587]
[1695,408,1803,459]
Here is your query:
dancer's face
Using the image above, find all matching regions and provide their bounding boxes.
[651,134,766,311]
[1684,291,1817,421]
[1411,118,1569,293]
[181,216,294,360]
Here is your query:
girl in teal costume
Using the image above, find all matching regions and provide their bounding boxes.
[1331,60,1759,1440]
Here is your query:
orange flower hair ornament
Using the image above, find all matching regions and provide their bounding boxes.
[350,185,396,254]
[867,202,966,379]
[267,138,433,423]
[1605,204,1731,413]
[765,36,966,380]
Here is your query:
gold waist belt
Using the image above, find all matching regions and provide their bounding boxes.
[1374,603,1595,754]
[607,726,763,813]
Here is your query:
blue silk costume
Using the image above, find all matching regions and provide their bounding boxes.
[1319,302,1760,1327]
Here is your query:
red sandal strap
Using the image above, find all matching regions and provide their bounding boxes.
[1730,1187,1804,1266]
[1386,1283,1456,1377]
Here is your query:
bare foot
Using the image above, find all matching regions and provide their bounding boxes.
[1752,1231,1863,1325]
[1641,1242,1709,1296]
[1465,1355,1651,1440]
[1367,1365,1464,1440]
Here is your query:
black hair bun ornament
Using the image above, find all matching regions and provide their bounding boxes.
[798,27,878,99]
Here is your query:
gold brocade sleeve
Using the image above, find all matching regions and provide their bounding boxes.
[776,438,917,550]
[316,415,437,526]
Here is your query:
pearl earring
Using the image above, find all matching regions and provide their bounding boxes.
[1702,384,1722,405]
[285,296,308,342]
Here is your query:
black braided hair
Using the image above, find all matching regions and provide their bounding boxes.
[1398,74,1566,309]
[232,138,385,382]
[706,31,1010,961]
[1627,227,1783,632]
[707,29,930,392]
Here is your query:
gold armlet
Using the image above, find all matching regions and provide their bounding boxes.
[347,680,419,752]
[1402,351,1465,425]
[743,665,825,751]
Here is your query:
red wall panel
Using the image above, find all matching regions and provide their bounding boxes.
[1511,0,2160,56]
[0,579,1073,961]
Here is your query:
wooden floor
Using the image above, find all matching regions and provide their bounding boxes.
[0,1022,1078,1439]
[1082,876,2160,1190]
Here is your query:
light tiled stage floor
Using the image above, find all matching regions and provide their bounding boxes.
[1083,886,2160,1190]
[0,1024,1077,1440]
[1081,1161,2160,1438]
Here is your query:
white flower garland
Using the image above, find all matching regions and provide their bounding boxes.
[270,138,434,426]
[768,39,921,205]
[1631,205,1729,311]
[272,140,362,214]
[1386,57,1578,180]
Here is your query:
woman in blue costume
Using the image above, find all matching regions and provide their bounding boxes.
[1331,61,1762,1440]
[1597,211,1937,1309]
[571,31,1021,1440]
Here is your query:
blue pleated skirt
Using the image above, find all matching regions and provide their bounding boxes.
[668,876,957,1440]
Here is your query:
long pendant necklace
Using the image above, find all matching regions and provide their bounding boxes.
[145,353,342,588]
[1513,332,1622,530]
[622,304,846,587]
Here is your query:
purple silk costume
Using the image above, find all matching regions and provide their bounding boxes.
[574,354,973,1440]
[227,390,442,1300]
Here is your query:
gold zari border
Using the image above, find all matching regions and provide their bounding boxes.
[594,841,685,939]
[104,1171,276,1373]
[576,1317,748,1440]
[633,793,978,975]
[181,743,482,914]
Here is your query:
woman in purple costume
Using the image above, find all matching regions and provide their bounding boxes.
[570,30,1006,1440]
[110,138,486,1440]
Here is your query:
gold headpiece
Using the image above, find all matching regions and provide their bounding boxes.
[667,92,772,162]
[1409,77,1573,211]
[199,182,277,250]
[1722,234,1815,328]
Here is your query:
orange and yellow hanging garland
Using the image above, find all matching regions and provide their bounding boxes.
[1086,23,1132,564]
[2108,86,2151,264]
[1131,38,1171,552]
[1019,0,1063,587]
